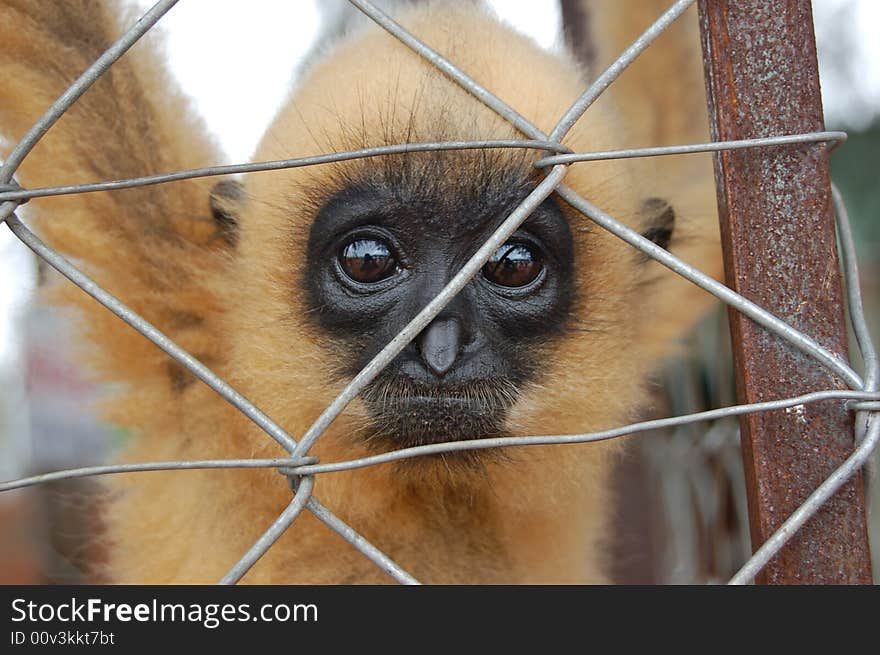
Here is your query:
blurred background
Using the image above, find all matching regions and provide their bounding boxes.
[0,0,877,584]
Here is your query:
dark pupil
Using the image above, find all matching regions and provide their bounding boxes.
[340,238,397,283]
[482,242,543,287]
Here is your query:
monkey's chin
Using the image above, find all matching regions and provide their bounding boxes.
[358,377,516,462]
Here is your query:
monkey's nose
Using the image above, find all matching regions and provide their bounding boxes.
[417,317,462,377]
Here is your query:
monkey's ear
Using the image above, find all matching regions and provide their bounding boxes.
[639,197,675,252]
[209,180,245,246]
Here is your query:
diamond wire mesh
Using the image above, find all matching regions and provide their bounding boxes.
[0,0,877,585]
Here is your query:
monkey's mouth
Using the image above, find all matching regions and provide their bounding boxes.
[358,375,517,451]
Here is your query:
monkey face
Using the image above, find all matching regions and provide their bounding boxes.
[302,161,575,448]
[225,3,716,481]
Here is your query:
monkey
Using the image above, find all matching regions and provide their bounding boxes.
[0,0,721,583]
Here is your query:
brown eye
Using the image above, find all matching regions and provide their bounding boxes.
[339,238,399,283]
[482,242,544,288]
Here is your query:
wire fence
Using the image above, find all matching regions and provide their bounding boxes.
[0,0,877,585]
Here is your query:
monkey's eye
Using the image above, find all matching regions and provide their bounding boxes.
[482,242,544,288]
[338,237,400,283]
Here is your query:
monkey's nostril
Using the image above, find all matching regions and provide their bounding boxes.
[417,317,462,377]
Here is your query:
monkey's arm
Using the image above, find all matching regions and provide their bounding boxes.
[568,0,709,147]
[0,0,229,387]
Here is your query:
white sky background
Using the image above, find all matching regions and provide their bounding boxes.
[813,0,880,130]
[128,0,880,162]
[1,0,879,365]
[131,0,564,163]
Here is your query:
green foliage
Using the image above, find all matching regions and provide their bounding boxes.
[831,123,880,249]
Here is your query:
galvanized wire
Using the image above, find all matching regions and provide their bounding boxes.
[219,477,315,585]
[0,140,570,203]
[833,183,879,443]
[0,0,876,586]
[0,458,311,493]
[532,131,847,167]
[3,390,877,492]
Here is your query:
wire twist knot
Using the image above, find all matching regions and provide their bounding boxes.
[0,180,28,204]
[277,456,320,493]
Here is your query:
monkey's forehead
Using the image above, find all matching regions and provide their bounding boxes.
[304,163,574,250]
[254,2,620,162]
[241,1,641,257]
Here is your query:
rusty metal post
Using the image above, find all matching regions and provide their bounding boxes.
[697,0,872,583]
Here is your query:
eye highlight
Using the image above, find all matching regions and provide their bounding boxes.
[482,241,544,288]
[338,237,400,284]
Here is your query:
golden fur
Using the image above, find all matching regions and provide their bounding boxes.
[0,0,720,583]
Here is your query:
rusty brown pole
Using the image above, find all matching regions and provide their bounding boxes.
[697,0,872,583]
